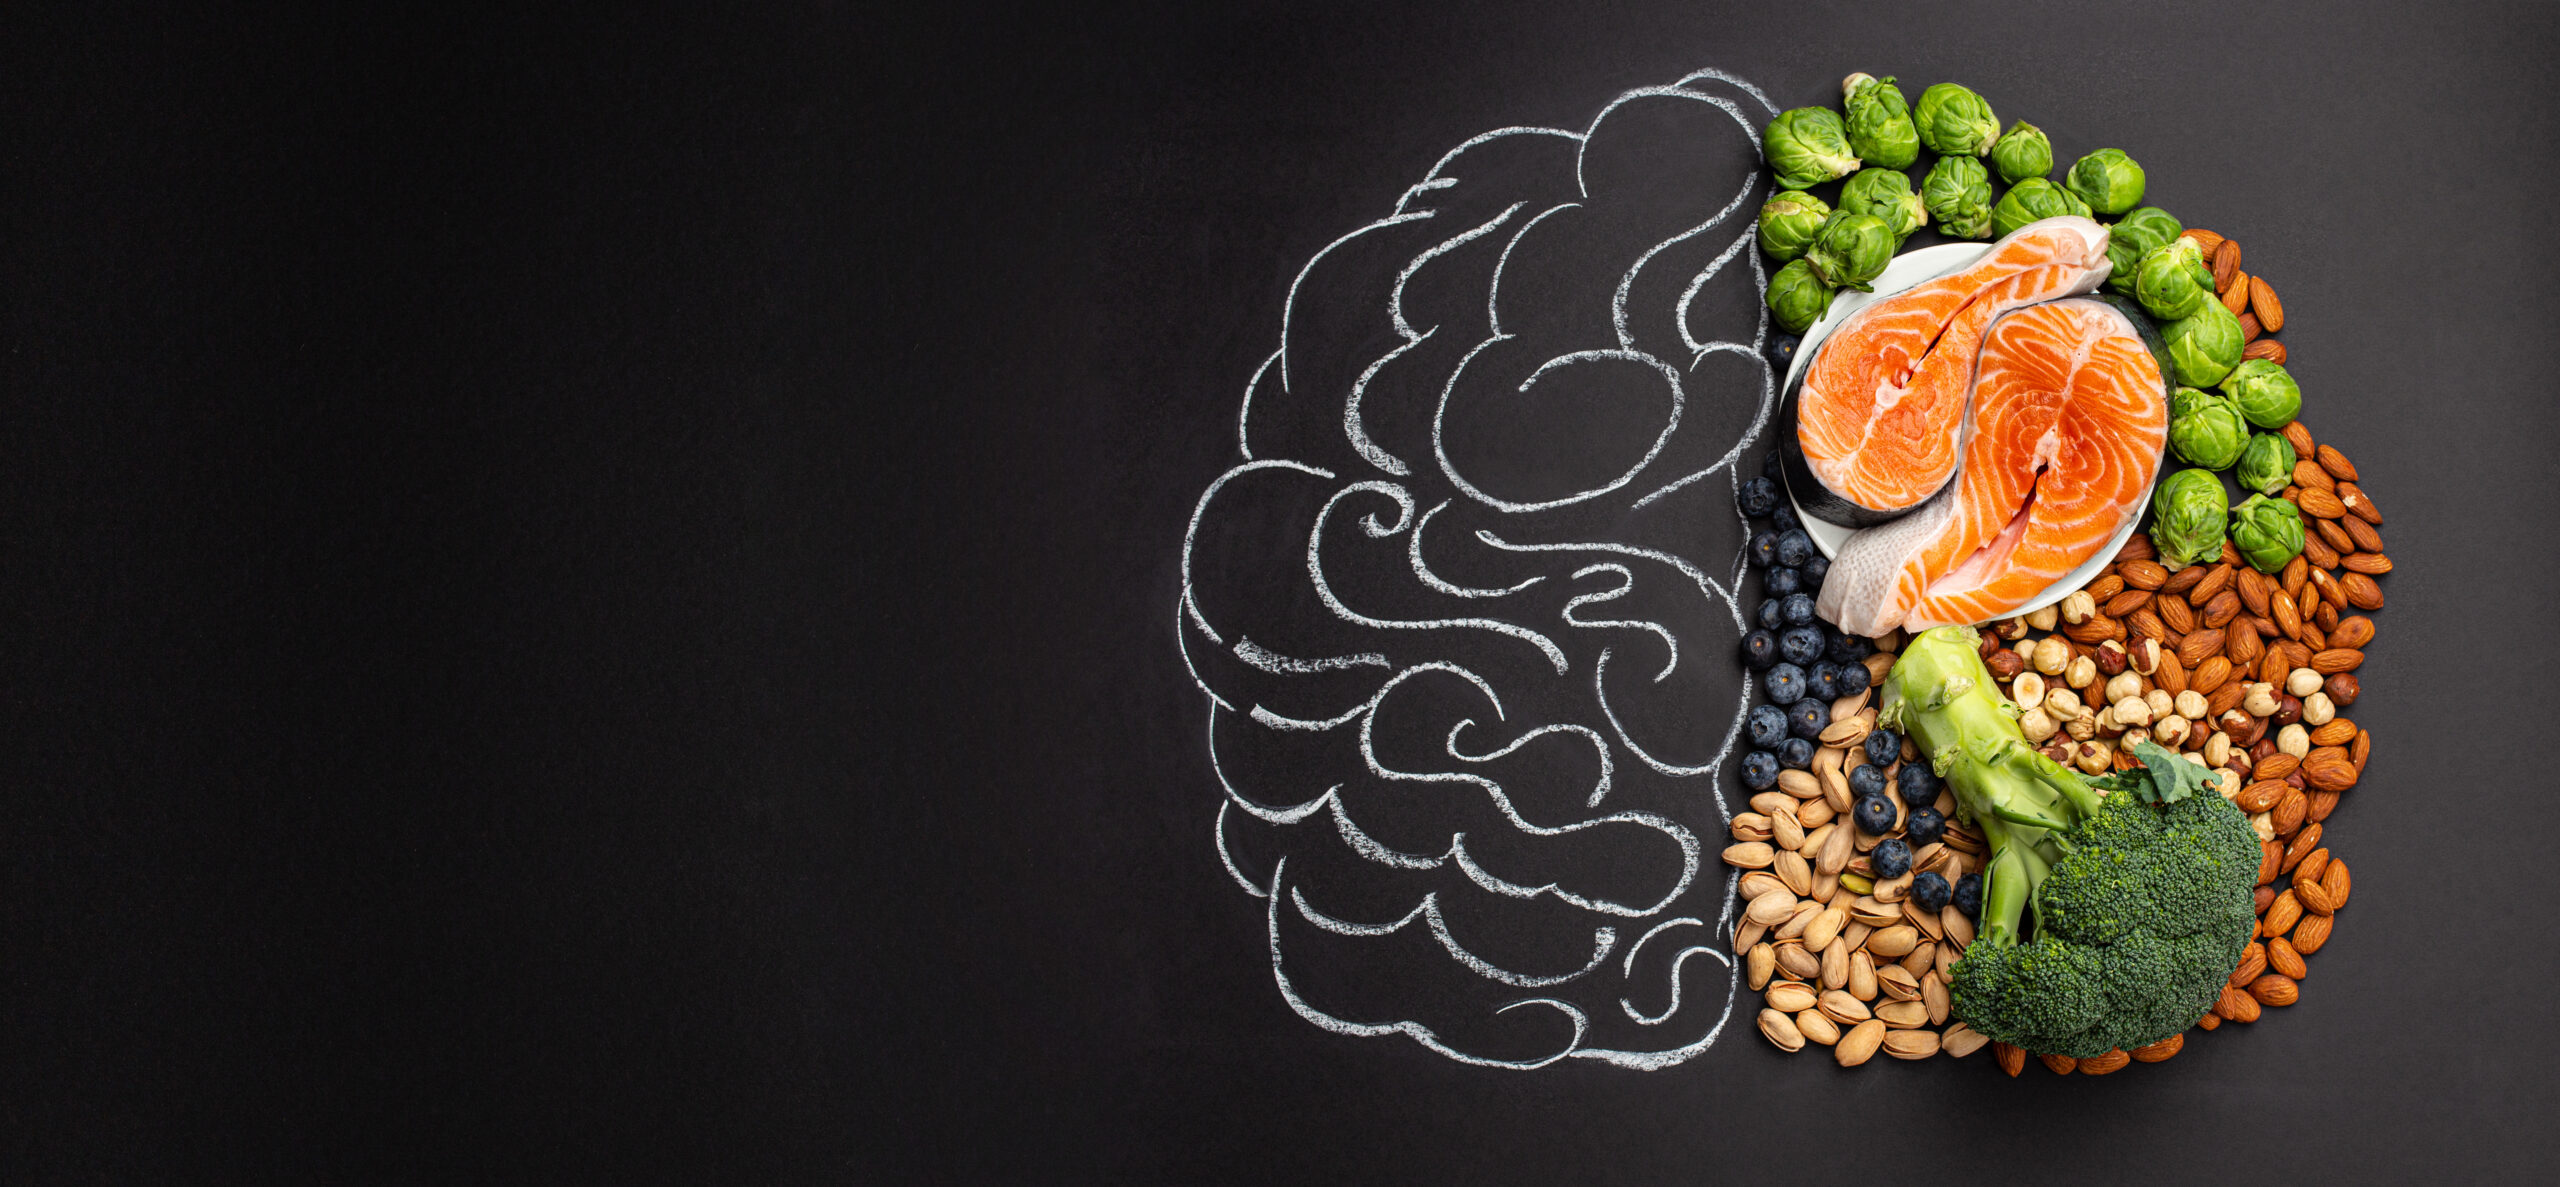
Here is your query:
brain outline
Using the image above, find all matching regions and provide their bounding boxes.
[1177,67,1784,1070]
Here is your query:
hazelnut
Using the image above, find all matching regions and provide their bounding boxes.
[2219,708,2255,736]
[2248,736,2278,763]
[2276,724,2311,759]
[2242,684,2280,717]
[1986,649,2026,680]
[2094,642,2128,676]
[1978,631,2003,659]
[2111,696,2153,728]
[2065,714,2098,741]
[2214,768,2241,800]
[2010,672,2046,710]
[2285,667,2324,697]
[2026,605,2059,632]
[2060,590,2097,625]
[2044,688,2083,719]
[2143,688,2175,720]
[2153,714,2190,748]
[2092,704,2121,735]
[2202,731,2232,766]
[2250,812,2276,843]
[2301,691,2335,726]
[2064,655,2098,690]
[2074,740,2113,774]
[2030,636,2070,675]
[2272,694,2302,726]
[2104,671,2144,705]
[2020,706,2059,743]
[2126,637,2161,675]
[2174,690,2209,720]
[1997,617,2029,641]
[2323,672,2359,706]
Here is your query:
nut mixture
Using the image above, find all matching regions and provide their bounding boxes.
[1735,258,2380,1071]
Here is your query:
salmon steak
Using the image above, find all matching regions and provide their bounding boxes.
[1784,217,2113,527]
[1817,296,2170,638]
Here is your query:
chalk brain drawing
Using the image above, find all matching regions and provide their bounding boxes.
[1177,69,1781,1069]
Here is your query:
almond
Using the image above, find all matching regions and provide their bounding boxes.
[2301,750,2358,792]
[2337,482,2383,525]
[2249,973,2300,1007]
[2249,276,2285,331]
[2181,227,2225,256]
[1995,1041,2027,1077]
[2272,788,2308,836]
[2262,889,2302,938]
[2131,1034,2185,1062]
[2308,789,2341,823]
[2211,239,2242,291]
[2238,780,2289,814]
[2281,420,2316,456]
[2339,571,2385,611]
[2177,630,2225,667]
[2284,827,2325,875]
[2268,936,2308,980]
[2291,459,2335,492]
[2352,728,2371,770]
[2310,718,2357,748]
[2079,1048,2133,1075]
[2292,910,2334,954]
[2242,339,2287,364]
[2342,515,2383,553]
[2256,838,2282,886]
[2311,648,2364,675]
[2329,616,2375,650]
[2104,589,2152,618]
[2316,444,2358,482]
[2322,858,2352,909]
[2294,486,2347,519]
[2035,1052,2078,1075]
[2343,551,2393,576]
[2186,563,2233,607]
[2295,876,2337,915]
[2230,941,2267,986]
[2216,984,2262,1023]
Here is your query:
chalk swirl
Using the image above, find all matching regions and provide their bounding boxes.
[1178,68,1780,1069]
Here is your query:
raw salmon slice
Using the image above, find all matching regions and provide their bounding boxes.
[1818,297,2168,636]
[1787,217,2112,527]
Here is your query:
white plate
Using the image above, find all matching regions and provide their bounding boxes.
[1777,242,2158,623]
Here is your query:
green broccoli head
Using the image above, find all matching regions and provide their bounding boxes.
[1949,780,2260,1058]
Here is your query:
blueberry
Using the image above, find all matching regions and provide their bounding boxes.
[1910,870,1952,912]
[1765,566,1802,598]
[1787,696,1830,740]
[1780,593,1818,627]
[1740,750,1780,790]
[1870,838,1912,878]
[1807,661,1841,702]
[1896,762,1941,807]
[1852,793,1897,835]
[1765,331,1801,371]
[1847,762,1886,799]
[1952,873,1982,918]
[1778,736,1814,770]
[1800,553,1828,590]
[1770,503,1800,535]
[1737,475,1780,519]
[1764,662,1807,706]
[1748,530,1778,568]
[1862,727,1901,768]
[1762,449,1785,481]
[1832,658,1870,698]
[1740,630,1780,671]
[1779,625,1825,666]
[1756,598,1786,632]
[1825,633,1871,665]
[1902,806,1945,849]
[1774,529,1815,569]
[1746,704,1789,750]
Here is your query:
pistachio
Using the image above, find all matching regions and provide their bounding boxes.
[1723,842,1776,869]
[1747,943,1776,990]
[2276,723,2311,759]
[1848,950,1879,1002]
[2064,655,2098,690]
[1922,970,1951,1026]
[1835,1019,1887,1067]
[1746,887,1799,925]
[2302,691,2335,726]
[1866,923,1920,958]
[1875,999,1930,1028]
[1817,989,1872,1025]
[1815,938,1847,988]
[1796,1008,1841,1047]
[1766,981,1819,1013]
[1940,1022,1989,1058]
[1759,1008,1806,1052]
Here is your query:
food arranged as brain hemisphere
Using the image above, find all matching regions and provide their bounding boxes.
[1733,72,2378,1074]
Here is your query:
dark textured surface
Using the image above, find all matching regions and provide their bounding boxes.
[6,1,2554,1180]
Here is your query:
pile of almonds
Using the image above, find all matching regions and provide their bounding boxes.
[2184,228,2287,365]
[1731,415,2385,1074]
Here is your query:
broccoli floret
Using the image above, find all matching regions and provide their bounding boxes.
[1881,626,2261,1060]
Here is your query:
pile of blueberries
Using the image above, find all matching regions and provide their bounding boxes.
[1734,453,1981,921]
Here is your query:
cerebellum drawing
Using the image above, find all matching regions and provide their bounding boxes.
[1178,68,1780,1069]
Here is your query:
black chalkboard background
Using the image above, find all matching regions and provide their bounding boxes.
[9,1,2559,1181]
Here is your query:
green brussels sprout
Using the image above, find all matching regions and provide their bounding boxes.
[2162,296,2246,388]
[1766,258,1837,334]
[2134,238,2214,321]
[2168,387,2251,470]
[2229,494,2306,574]
[2150,468,2230,573]
[1838,167,1926,244]
[1841,73,1920,169]
[2235,432,2298,496]
[1921,155,1996,240]
[1912,83,2000,156]
[1988,177,2092,239]
[1802,211,1896,293]
[1764,107,1860,190]
[1757,190,1833,262]
[1986,120,2052,183]
[2063,148,2147,216]
[2103,207,2184,294]
[2220,358,2304,429]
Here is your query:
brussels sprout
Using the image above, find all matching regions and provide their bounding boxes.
[2229,495,2306,574]
[2134,238,2214,321]
[2103,207,2184,294]
[1764,107,1860,190]
[2168,387,2251,470]
[1841,73,1920,170]
[2220,358,2304,429]
[1766,258,1837,334]
[1989,177,2092,239]
[1839,167,1927,244]
[2163,297,2246,388]
[1757,190,1833,262]
[1912,83,2000,156]
[2235,432,2298,496]
[2063,148,2147,216]
[2150,468,2230,573]
[1922,155,1996,240]
[1803,211,1896,293]
[1986,120,2052,183]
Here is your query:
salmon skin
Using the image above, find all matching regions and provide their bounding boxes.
[1817,295,2170,637]
[1781,217,2113,528]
